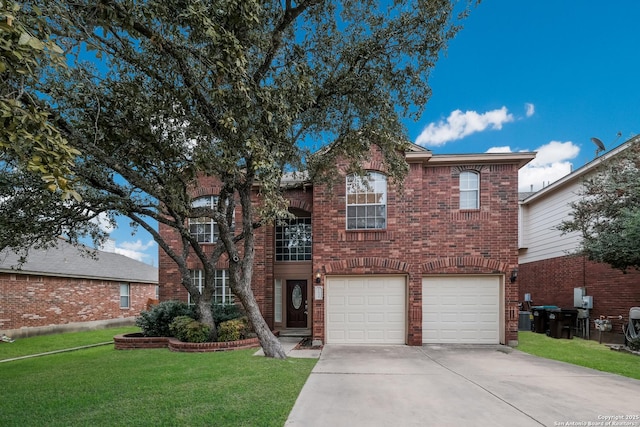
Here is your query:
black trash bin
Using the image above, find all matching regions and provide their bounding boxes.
[560,309,578,339]
[532,307,545,333]
[547,308,562,338]
[548,308,578,339]
[532,306,558,334]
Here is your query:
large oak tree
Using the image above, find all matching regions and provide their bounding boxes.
[560,136,640,272]
[2,0,473,358]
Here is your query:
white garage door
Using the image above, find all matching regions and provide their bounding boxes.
[326,276,406,344]
[422,276,500,344]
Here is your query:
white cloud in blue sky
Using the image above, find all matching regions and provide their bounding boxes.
[415,107,515,147]
[91,212,115,233]
[115,239,156,264]
[488,140,580,192]
[525,103,535,117]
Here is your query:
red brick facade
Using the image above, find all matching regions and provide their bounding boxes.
[519,255,640,339]
[159,146,529,346]
[0,272,156,332]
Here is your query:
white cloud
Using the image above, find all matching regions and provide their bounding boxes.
[91,212,115,233]
[486,146,512,153]
[525,103,535,117]
[487,140,580,192]
[416,107,515,147]
[114,239,156,264]
[529,140,580,168]
[119,239,156,252]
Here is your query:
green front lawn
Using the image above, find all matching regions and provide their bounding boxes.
[0,329,317,426]
[0,326,140,360]
[518,331,640,380]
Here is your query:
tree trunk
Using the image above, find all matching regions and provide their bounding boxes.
[196,298,217,342]
[237,287,286,359]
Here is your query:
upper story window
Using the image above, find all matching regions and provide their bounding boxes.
[346,171,387,230]
[189,196,220,243]
[189,269,234,305]
[276,213,312,261]
[460,171,480,210]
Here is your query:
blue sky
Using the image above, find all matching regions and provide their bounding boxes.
[408,0,640,191]
[104,1,640,265]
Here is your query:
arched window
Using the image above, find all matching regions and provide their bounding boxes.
[189,195,220,243]
[460,171,479,210]
[346,171,387,230]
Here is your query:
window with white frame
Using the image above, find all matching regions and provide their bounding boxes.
[275,215,312,261]
[189,269,234,305]
[460,170,480,209]
[346,171,387,230]
[274,279,282,323]
[189,195,220,243]
[120,283,130,308]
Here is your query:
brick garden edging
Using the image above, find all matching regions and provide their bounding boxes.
[113,332,264,352]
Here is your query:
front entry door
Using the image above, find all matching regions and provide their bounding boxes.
[286,280,308,328]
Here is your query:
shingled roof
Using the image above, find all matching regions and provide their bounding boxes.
[0,238,157,284]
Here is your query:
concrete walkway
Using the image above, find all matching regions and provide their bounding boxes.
[285,344,640,427]
[253,336,322,359]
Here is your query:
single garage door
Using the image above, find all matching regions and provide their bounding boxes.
[422,276,500,344]
[326,276,406,344]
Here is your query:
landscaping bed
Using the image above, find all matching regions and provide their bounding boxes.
[113,332,277,352]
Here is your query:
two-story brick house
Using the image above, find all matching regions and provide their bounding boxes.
[159,144,535,346]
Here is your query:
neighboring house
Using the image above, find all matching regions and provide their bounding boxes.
[0,238,158,337]
[519,136,640,341]
[160,144,535,346]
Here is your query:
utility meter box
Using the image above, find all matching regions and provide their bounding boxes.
[574,287,585,307]
[583,296,593,309]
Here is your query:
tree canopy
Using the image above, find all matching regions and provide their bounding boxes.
[559,136,640,271]
[0,1,79,197]
[1,0,473,357]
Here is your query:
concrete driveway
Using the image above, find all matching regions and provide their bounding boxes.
[285,345,640,427]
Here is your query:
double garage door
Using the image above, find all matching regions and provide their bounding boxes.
[325,275,501,345]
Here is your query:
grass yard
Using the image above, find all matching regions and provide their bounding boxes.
[518,331,640,380]
[0,329,317,426]
[0,326,140,360]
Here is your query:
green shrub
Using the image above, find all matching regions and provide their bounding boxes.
[136,300,193,337]
[628,337,640,351]
[217,317,249,342]
[212,303,245,324]
[168,316,194,340]
[169,316,211,343]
